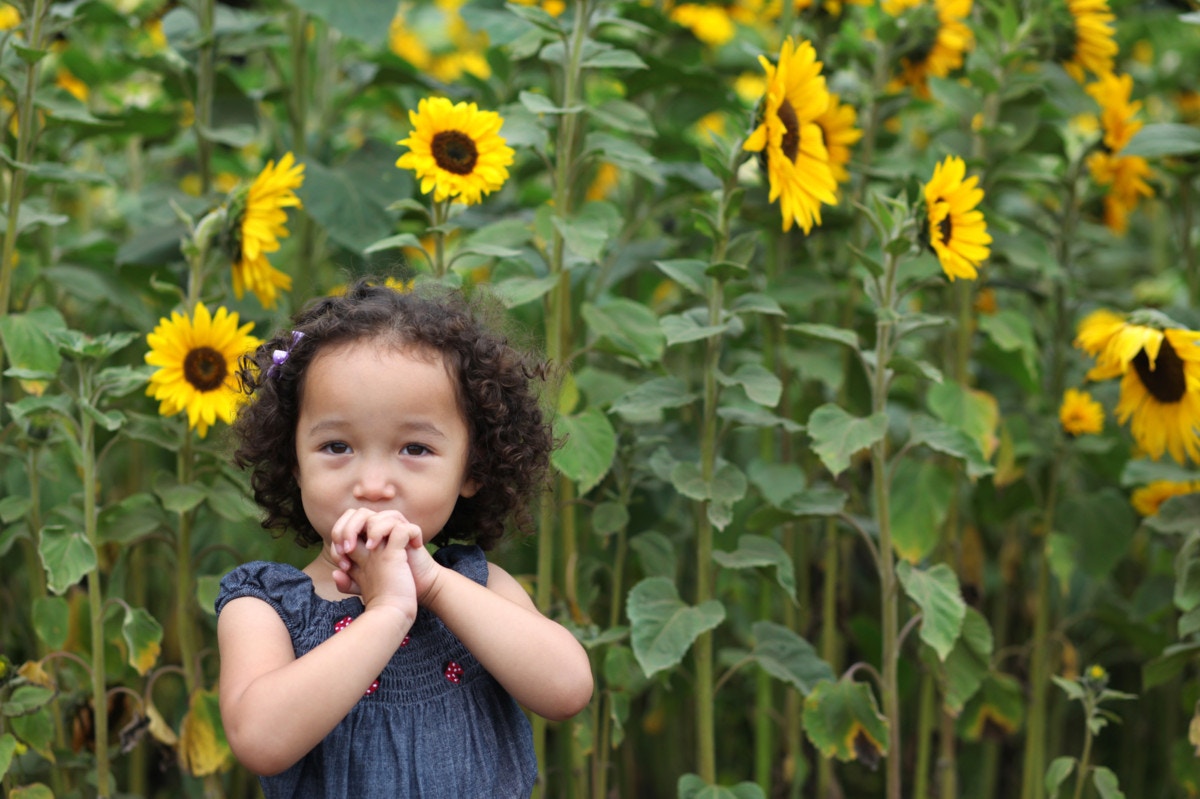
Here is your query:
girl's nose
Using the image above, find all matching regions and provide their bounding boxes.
[353,461,397,501]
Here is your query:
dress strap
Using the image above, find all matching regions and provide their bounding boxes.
[433,544,488,586]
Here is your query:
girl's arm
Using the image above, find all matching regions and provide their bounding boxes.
[418,556,594,721]
[218,531,417,775]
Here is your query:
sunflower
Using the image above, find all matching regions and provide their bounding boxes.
[671,4,737,47]
[814,92,863,188]
[1085,73,1153,235]
[887,0,974,98]
[227,152,305,309]
[743,36,838,234]
[145,304,260,439]
[397,97,514,206]
[1052,0,1118,82]
[1059,388,1104,436]
[923,155,991,281]
[1131,480,1200,516]
[1074,309,1200,464]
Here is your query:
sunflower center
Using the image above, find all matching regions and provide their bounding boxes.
[184,347,228,392]
[938,210,953,246]
[431,130,479,175]
[1133,338,1187,404]
[1049,2,1079,62]
[778,99,801,163]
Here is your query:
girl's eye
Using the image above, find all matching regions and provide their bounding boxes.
[324,442,351,455]
[402,444,429,456]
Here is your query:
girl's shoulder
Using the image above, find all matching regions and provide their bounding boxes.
[213,560,314,619]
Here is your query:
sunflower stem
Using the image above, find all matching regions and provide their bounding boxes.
[433,198,449,279]
[0,0,49,385]
[873,246,903,799]
[195,0,215,195]
[1183,175,1197,306]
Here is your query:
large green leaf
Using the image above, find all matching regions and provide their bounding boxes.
[551,408,617,494]
[897,562,966,661]
[582,298,665,365]
[978,310,1039,385]
[0,733,16,779]
[611,376,697,419]
[927,380,997,460]
[1176,532,1200,613]
[713,536,797,601]
[806,404,887,478]
[298,152,400,254]
[0,307,66,379]
[1045,756,1076,798]
[38,526,97,595]
[748,621,835,694]
[1092,767,1127,799]
[1122,123,1200,158]
[803,679,890,765]
[31,596,69,650]
[286,0,396,47]
[719,363,782,408]
[889,459,955,563]
[677,775,766,799]
[908,414,993,479]
[1057,488,1136,578]
[627,577,725,678]
[936,607,993,712]
[552,200,622,261]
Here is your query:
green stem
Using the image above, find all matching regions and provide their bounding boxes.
[0,0,49,358]
[176,438,200,692]
[1071,720,1094,799]
[287,9,317,294]
[80,370,111,797]
[1183,177,1197,307]
[874,251,902,799]
[754,586,775,792]
[433,199,449,279]
[195,0,215,194]
[914,672,935,799]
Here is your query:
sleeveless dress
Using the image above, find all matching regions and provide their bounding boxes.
[214,544,537,799]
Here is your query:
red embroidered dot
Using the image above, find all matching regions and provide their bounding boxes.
[332,615,381,697]
[401,634,411,647]
[444,661,464,684]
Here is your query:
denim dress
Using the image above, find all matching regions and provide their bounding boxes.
[215,544,537,799]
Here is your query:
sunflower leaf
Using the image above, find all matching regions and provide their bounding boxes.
[1122,123,1200,158]
[627,577,725,678]
[806,404,888,478]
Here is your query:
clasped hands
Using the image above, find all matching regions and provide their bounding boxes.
[329,508,442,622]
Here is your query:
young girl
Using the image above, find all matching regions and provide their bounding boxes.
[215,279,593,798]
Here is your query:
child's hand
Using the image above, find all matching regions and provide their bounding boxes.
[329,509,419,620]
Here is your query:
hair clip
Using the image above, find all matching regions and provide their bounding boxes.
[267,331,305,378]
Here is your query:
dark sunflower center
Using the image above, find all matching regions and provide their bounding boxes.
[778,99,801,163]
[431,130,479,175]
[1133,337,1187,404]
[1049,2,1078,62]
[938,211,953,246]
[184,347,228,392]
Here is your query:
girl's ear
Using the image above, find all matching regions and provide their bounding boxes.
[460,478,480,499]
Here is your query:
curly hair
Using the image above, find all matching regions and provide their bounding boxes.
[232,279,553,551]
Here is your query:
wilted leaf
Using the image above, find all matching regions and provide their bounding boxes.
[178,688,231,777]
[122,606,164,676]
[803,679,890,766]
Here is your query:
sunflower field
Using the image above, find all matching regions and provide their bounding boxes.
[3,0,1200,797]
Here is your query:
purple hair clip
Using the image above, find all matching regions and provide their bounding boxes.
[267,331,304,378]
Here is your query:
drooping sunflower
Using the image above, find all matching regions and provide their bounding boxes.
[886,0,974,98]
[1074,309,1200,464]
[923,155,991,281]
[1085,72,1154,235]
[397,97,515,206]
[743,36,838,234]
[1051,0,1118,82]
[145,304,260,439]
[814,92,863,188]
[227,152,305,310]
[1059,388,1104,436]
[1131,480,1200,516]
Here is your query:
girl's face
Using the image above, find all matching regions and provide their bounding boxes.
[294,340,478,547]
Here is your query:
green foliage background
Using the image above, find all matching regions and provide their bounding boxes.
[3,0,1200,797]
